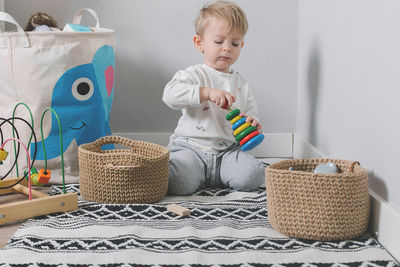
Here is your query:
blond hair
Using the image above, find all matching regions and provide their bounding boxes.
[195,1,248,37]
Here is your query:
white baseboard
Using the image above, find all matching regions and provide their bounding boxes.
[249,133,293,158]
[293,133,328,158]
[293,133,400,262]
[369,190,400,261]
[113,132,293,158]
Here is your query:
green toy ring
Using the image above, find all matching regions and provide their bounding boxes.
[235,125,257,142]
[226,109,241,121]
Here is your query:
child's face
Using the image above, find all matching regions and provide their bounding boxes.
[194,18,244,73]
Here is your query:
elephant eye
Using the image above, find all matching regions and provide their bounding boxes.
[72,78,94,101]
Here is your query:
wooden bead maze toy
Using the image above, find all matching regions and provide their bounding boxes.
[0,103,78,225]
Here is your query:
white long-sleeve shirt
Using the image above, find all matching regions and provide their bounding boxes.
[163,63,260,154]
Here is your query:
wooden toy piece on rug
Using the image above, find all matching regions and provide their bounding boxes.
[24,11,60,32]
[167,204,190,217]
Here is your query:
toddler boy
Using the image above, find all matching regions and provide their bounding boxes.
[162,1,265,195]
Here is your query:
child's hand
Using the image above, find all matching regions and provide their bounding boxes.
[241,114,263,131]
[200,87,235,108]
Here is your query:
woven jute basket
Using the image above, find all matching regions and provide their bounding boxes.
[78,136,170,204]
[265,158,370,241]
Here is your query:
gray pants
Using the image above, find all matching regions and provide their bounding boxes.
[167,140,266,195]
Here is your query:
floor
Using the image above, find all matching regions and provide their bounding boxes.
[0,158,285,250]
[0,185,50,249]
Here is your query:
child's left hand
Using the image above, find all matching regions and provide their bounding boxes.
[240,114,263,131]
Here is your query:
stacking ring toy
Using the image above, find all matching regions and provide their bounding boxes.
[225,108,264,151]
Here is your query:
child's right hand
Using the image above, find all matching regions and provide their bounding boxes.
[200,87,235,109]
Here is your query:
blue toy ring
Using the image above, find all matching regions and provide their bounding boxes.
[241,134,264,151]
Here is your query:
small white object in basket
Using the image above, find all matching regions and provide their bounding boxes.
[314,162,338,174]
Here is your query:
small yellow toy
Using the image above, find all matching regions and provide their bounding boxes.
[0,148,8,163]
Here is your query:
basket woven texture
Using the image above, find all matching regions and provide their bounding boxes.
[78,136,170,204]
[265,158,370,241]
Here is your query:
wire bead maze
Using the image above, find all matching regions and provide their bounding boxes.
[223,104,265,151]
[0,103,78,225]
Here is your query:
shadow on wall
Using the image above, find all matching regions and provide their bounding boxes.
[307,40,321,145]
[368,171,389,239]
[369,171,388,201]
[306,39,389,204]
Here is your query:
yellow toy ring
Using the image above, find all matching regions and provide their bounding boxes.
[230,115,242,124]
[233,122,251,136]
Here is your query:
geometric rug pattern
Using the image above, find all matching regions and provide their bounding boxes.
[0,184,398,266]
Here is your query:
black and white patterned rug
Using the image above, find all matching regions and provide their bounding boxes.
[0,184,398,266]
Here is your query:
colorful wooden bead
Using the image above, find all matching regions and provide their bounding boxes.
[31,173,44,186]
[0,148,8,162]
[24,167,38,177]
[38,169,51,184]
[24,167,45,186]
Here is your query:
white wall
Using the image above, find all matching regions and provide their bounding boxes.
[297,0,400,258]
[4,0,400,258]
[0,0,4,30]
[4,0,298,134]
[297,0,400,211]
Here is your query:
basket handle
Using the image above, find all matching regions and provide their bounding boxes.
[350,161,360,173]
[72,8,100,29]
[92,136,153,165]
[103,162,144,169]
[92,135,141,149]
[0,12,30,48]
